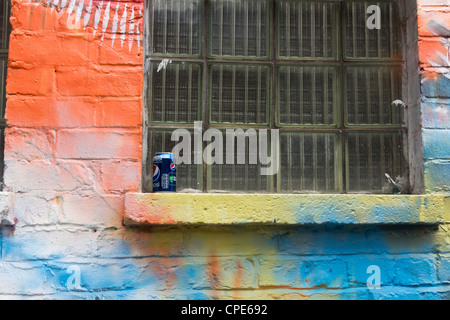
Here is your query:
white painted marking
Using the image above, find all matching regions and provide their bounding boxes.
[111,4,119,47]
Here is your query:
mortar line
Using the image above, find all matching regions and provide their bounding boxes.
[0,226,3,259]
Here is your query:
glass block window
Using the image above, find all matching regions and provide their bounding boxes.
[0,0,11,186]
[144,0,408,193]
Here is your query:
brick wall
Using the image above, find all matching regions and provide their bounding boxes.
[0,0,448,299]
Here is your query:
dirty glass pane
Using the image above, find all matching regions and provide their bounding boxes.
[148,60,202,123]
[210,0,270,57]
[278,65,337,125]
[208,129,271,192]
[210,64,270,124]
[0,0,10,51]
[278,1,337,59]
[150,0,202,55]
[346,65,403,126]
[280,132,339,192]
[145,0,409,193]
[347,131,407,192]
[147,129,201,192]
[345,1,401,59]
[0,127,3,187]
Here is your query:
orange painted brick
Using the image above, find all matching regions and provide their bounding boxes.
[9,32,98,66]
[418,39,449,67]
[6,66,55,96]
[95,98,142,127]
[10,2,57,33]
[55,129,142,160]
[55,65,143,97]
[6,96,96,128]
[101,160,141,193]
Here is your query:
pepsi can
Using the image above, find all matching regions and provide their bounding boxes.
[152,152,176,192]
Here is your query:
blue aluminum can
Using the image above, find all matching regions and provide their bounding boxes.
[152,152,176,192]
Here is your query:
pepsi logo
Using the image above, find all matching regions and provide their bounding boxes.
[153,165,160,181]
[170,163,176,171]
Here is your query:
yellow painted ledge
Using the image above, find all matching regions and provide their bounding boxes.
[123,193,445,226]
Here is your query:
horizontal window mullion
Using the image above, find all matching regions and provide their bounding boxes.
[147,60,203,124]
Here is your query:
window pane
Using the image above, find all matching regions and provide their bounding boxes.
[210,0,270,58]
[278,65,337,125]
[150,0,202,55]
[0,128,3,186]
[0,0,10,51]
[210,63,270,125]
[148,60,202,123]
[147,129,202,192]
[346,65,403,126]
[280,132,339,192]
[347,131,407,192]
[345,1,401,60]
[208,129,272,192]
[278,1,337,59]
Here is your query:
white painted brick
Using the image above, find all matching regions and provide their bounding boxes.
[0,192,14,225]
[12,193,60,226]
[60,194,123,227]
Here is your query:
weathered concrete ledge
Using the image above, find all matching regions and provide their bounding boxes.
[124,193,446,226]
[0,192,14,225]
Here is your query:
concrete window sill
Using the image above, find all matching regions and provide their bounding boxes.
[123,193,445,226]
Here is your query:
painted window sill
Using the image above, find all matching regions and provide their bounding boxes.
[123,193,445,226]
[0,192,14,225]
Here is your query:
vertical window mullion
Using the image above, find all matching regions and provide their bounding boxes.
[323,3,327,58]
[145,0,407,194]
[311,3,315,58]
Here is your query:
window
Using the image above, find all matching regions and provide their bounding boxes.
[0,0,10,187]
[143,0,412,194]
